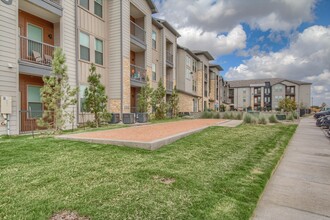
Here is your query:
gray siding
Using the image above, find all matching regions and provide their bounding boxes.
[62,0,78,129]
[108,0,121,99]
[0,0,19,135]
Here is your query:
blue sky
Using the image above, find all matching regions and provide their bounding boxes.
[154,0,330,106]
[218,0,330,76]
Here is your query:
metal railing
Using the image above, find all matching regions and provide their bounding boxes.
[49,0,60,4]
[19,110,55,134]
[166,81,173,92]
[166,51,173,65]
[130,21,146,44]
[130,64,147,83]
[19,36,55,66]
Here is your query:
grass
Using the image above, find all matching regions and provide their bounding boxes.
[0,124,297,220]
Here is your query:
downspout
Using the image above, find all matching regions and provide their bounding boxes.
[120,0,123,119]
[74,0,79,127]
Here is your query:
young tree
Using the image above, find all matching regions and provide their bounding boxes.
[84,63,110,127]
[137,77,153,113]
[151,80,167,119]
[279,97,298,112]
[168,86,179,118]
[38,48,78,133]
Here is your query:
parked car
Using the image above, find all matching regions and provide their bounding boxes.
[320,116,330,129]
[314,110,330,119]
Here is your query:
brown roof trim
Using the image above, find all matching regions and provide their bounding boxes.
[152,17,163,29]
[192,50,214,61]
[155,18,181,37]
[177,45,200,61]
[209,64,224,71]
[146,0,158,14]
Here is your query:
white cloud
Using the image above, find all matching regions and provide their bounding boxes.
[177,25,247,56]
[155,0,316,32]
[225,25,330,106]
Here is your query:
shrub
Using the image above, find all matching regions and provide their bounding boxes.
[202,111,213,119]
[236,113,243,120]
[269,115,278,123]
[223,112,230,119]
[229,112,234,119]
[286,114,294,121]
[243,114,253,124]
[251,117,259,124]
[258,116,268,125]
[214,112,221,119]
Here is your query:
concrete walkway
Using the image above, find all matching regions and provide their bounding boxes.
[253,118,330,220]
[216,120,243,127]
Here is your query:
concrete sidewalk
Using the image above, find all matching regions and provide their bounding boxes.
[253,117,330,220]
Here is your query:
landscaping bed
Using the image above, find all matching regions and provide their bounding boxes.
[0,124,297,220]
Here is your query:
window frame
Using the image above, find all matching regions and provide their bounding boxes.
[80,0,89,10]
[27,85,43,119]
[152,63,156,81]
[79,31,90,61]
[94,0,103,18]
[95,38,104,65]
[152,30,157,50]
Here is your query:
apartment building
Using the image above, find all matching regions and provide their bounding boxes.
[192,51,215,111]
[209,64,223,110]
[0,0,76,135]
[151,18,180,107]
[176,45,201,113]
[0,0,159,135]
[227,78,312,111]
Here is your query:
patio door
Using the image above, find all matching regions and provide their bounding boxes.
[27,24,43,59]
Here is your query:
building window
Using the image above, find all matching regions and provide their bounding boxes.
[265,87,270,95]
[185,56,191,68]
[192,60,197,72]
[185,68,191,79]
[152,31,157,49]
[27,86,42,118]
[80,85,87,112]
[243,89,246,94]
[94,0,102,17]
[80,0,89,10]
[152,63,156,81]
[80,32,90,61]
[95,38,103,65]
[243,98,246,103]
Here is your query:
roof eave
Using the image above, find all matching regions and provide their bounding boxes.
[146,0,158,14]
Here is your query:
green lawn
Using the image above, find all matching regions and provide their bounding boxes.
[0,124,296,220]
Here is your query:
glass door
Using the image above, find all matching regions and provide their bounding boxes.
[27,24,43,60]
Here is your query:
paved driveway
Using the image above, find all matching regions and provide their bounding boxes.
[253,117,330,220]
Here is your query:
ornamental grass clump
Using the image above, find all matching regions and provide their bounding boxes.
[258,116,268,125]
[269,114,278,123]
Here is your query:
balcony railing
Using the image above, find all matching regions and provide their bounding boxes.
[49,0,60,4]
[166,81,173,92]
[130,64,146,83]
[19,36,55,66]
[166,51,173,66]
[130,21,146,45]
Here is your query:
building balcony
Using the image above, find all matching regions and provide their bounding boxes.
[130,21,146,52]
[19,35,56,76]
[166,51,173,68]
[21,0,63,19]
[130,64,147,87]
